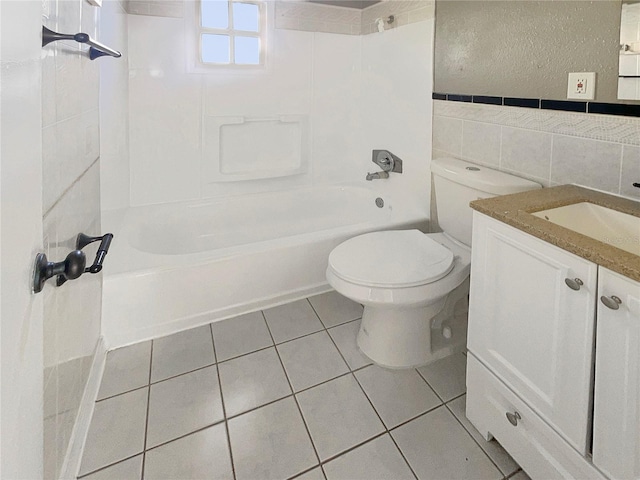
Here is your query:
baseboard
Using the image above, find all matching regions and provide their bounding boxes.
[59,337,107,480]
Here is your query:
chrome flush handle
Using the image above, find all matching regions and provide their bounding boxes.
[564,277,584,291]
[600,295,622,310]
[506,411,522,427]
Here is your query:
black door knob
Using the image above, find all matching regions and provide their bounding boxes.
[63,250,86,280]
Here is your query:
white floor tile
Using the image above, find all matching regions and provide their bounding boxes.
[98,341,151,400]
[150,325,215,383]
[228,397,317,480]
[79,389,148,476]
[263,299,324,343]
[324,434,414,480]
[355,365,442,428]
[392,406,502,480]
[218,347,291,417]
[417,352,467,401]
[448,395,520,476]
[211,311,273,362]
[293,467,325,480]
[79,455,142,480]
[146,366,224,448]
[144,424,233,480]
[277,331,349,392]
[308,291,363,328]
[297,374,385,461]
[327,320,371,370]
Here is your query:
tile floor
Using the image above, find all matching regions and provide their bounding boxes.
[78,291,530,480]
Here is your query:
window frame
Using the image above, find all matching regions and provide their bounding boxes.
[197,0,266,69]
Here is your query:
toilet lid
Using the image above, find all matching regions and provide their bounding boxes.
[328,230,454,288]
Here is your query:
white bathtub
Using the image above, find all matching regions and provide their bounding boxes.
[102,184,429,347]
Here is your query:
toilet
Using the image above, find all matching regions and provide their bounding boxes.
[326,157,541,368]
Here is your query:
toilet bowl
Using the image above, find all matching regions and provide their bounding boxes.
[327,229,471,368]
[326,157,542,369]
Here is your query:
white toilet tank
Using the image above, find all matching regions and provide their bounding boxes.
[431,157,542,246]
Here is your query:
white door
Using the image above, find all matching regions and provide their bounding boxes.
[1,1,44,477]
[593,268,640,480]
[468,212,597,454]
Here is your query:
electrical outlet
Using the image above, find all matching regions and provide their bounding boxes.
[567,72,596,100]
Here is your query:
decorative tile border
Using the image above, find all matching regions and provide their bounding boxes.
[275,0,433,36]
[275,1,362,35]
[433,92,640,118]
[433,99,640,146]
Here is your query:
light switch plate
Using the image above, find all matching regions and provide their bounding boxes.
[567,72,596,100]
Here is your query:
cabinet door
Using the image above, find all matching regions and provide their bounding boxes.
[468,212,597,454]
[593,268,640,480]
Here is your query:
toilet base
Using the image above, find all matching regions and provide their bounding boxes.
[356,279,469,369]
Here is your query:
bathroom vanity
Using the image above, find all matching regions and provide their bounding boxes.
[466,185,640,480]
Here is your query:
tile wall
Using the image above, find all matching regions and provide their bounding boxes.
[432,100,640,200]
[41,0,114,477]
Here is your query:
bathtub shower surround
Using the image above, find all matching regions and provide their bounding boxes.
[99,1,435,348]
[102,185,428,346]
[432,99,640,200]
[102,1,434,207]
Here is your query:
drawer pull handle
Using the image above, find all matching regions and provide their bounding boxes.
[506,411,521,426]
[600,295,622,310]
[564,278,583,291]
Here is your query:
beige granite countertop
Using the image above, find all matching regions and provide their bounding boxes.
[470,185,640,283]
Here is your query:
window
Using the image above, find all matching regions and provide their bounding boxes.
[199,0,265,66]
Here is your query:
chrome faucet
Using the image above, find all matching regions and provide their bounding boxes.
[366,171,389,181]
[365,149,403,181]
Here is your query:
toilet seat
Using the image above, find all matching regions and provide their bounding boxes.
[328,230,454,288]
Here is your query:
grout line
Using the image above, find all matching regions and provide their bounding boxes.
[76,452,144,479]
[140,339,153,479]
[95,384,149,403]
[443,396,511,477]
[261,310,325,475]
[43,155,100,219]
[210,323,237,480]
[144,419,228,453]
[323,324,420,479]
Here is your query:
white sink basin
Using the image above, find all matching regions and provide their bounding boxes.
[532,202,640,256]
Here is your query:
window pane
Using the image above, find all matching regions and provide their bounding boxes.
[232,2,259,32]
[201,0,228,29]
[202,34,230,63]
[234,36,259,64]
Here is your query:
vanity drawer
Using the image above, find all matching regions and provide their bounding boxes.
[466,354,604,480]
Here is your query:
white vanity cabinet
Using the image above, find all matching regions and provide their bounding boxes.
[468,212,597,454]
[468,211,640,480]
[592,268,640,480]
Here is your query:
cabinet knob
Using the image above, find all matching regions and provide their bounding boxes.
[564,277,584,291]
[600,295,622,310]
[505,411,521,426]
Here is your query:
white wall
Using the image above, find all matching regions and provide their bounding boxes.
[102,2,434,216]
[1,1,44,478]
[100,0,130,210]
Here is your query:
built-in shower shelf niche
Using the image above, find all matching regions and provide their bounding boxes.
[203,115,310,182]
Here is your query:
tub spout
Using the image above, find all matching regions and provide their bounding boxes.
[366,171,389,181]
